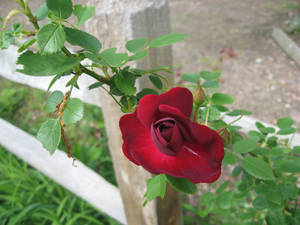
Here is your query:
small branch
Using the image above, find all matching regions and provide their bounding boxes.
[103,87,122,108]
[23,3,39,31]
[192,108,198,122]
[205,103,211,126]
[80,65,111,85]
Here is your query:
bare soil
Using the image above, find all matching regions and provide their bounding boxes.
[169,0,300,125]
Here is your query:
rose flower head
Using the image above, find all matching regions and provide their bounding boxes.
[119,87,224,183]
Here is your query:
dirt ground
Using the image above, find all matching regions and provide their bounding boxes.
[1,0,300,125]
[169,0,300,125]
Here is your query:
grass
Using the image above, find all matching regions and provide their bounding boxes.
[0,146,120,225]
[0,77,120,224]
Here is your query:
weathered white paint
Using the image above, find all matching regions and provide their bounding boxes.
[0,118,126,225]
[272,27,300,68]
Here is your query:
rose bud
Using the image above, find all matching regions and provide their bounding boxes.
[216,127,232,147]
[119,87,224,183]
[193,82,205,106]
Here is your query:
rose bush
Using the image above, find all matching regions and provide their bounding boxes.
[119,87,224,183]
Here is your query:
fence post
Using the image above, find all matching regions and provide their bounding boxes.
[85,1,182,224]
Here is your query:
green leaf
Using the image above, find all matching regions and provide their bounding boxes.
[149,75,163,90]
[149,33,185,48]
[73,5,95,26]
[253,195,268,210]
[88,82,103,90]
[200,71,221,80]
[64,27,101,53]
[46,0,72,19]
[201,80,220,88]
[216,181,230,194]
[200,106,220,122]
[256,121,266,133]
[125,38,147,53]
[216,191,232,209]
[37,24,65,54]
[279,160,300,173]
[128,50,148,61]
[279,184,298,199]
[34,3,49,21]
[165,175,197,194]
[45,91,64,113]
[17,51,80,76]
[269,147,284,156]
[197,192,214,218]
[62,98,84,125]
[248,130,264,142]
[37,119,61,154]
[136,88,158,100]
[209,120,227,130]
[113,72,136,95]
[211,93,235,105]
[242,156,275,180]
[277,117,294,128]
[120,96,137,111]
[277,127,297,135]
[223,150,238,165]
[232,165,243,177]
[214,105,229,112]
[226,109,252,117]
[233,139,257,153]
[181,73,201,83]
[266,209,286,225]
[261,127,276,134]
[145,174,167,201]
[99,48,127,67]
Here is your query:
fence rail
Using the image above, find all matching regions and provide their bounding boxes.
[0,118,127,224]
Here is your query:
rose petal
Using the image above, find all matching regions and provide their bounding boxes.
[137,87,193,128]
[136,94,159,128]
[157,87,193,117]
[119,112,143,165]
[189,121,225,162]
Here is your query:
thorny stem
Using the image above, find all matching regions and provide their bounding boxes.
[57,90,77,166]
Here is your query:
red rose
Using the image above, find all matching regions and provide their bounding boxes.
[119,87,224,183]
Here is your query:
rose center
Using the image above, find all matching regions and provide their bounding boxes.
[156,120,175,142]
[151,117,184,156]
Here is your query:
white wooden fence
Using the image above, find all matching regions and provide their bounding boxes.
[1,1,300,224]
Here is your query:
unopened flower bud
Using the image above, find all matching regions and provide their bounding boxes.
[193,82,205,105]
[216,127,232,147]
